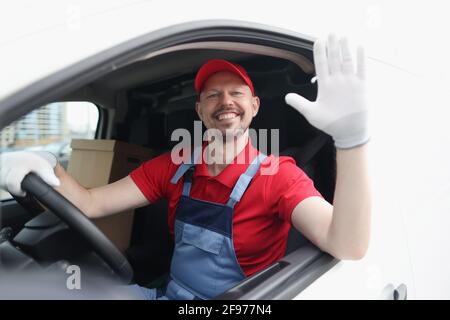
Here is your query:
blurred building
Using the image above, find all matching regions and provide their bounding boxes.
[0,103,68,149]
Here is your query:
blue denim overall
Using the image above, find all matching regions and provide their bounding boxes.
[166,148,267,300]
[131,147,267,300]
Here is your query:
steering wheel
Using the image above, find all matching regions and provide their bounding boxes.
[20,172,133,284]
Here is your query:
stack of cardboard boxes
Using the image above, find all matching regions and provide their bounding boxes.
[67,139,155,252]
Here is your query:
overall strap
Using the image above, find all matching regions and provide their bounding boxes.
[227,153,267,208]
[170,146,202,196]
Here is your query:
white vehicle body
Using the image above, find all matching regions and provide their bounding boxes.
[1,0,449,299]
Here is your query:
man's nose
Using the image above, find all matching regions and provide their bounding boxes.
[219,91,233,106]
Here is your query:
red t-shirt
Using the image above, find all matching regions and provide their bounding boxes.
[130,140,322,276]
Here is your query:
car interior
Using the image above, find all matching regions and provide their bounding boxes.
[0,40,338,298]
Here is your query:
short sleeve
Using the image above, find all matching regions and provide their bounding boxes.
[264,156,323,223]
[129,152,175,204]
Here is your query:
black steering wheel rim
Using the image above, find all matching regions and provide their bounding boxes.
[20,172,133,284]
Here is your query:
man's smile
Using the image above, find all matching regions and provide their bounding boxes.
[213,109,242,122]
[215,112,240,121]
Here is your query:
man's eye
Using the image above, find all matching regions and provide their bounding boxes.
[231,91,243,96]
[207,93,219,98]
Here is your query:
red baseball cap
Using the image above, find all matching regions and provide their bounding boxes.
[194,59,255,96]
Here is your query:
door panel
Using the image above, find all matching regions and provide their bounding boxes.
[294,58,416,300]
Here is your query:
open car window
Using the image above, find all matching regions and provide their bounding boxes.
[0,101,99,201]
[0,21,342,299]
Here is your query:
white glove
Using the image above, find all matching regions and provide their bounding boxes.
[0,151,60,197]
[285,34,369,149]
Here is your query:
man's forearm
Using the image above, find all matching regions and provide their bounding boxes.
[327,143,372,260]
[54,163,96,218]
[53,164,149,219]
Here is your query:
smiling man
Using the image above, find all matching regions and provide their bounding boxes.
[0,34,371,300]
[193,59,261,175]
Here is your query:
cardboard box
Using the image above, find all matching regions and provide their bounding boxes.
[67,139,155,252]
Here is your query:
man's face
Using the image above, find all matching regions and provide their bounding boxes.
[195,71,260,138]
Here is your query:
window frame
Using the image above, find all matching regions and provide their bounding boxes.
[0,20,340,298]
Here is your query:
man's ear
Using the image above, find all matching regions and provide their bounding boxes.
[252,96,260,117]
[195,101,203,121]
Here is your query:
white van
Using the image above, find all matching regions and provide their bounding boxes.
[1,0,449,299]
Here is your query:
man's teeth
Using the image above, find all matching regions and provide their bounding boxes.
[217,113,238,120]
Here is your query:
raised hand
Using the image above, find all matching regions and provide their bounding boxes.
[285,34,369,149]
